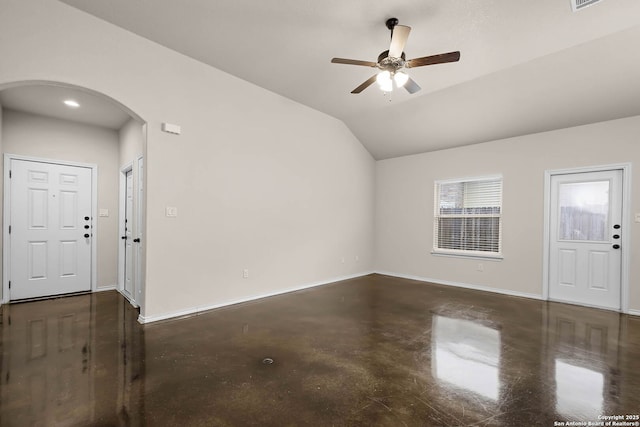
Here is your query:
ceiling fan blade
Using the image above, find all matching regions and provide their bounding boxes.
[388,25,411,58]
[404,77,421,94]
[351,75,378,94]
[406,51,460,68]
[331,58,378,67]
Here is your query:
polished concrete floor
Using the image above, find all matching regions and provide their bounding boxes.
[1,274,639,426]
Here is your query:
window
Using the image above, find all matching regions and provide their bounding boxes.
[433,176,503,257]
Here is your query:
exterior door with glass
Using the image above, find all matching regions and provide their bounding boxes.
[548,170,622,310]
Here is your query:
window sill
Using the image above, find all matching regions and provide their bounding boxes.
[430,251,504,261]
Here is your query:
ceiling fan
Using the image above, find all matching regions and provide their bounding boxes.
[331,18,461,94]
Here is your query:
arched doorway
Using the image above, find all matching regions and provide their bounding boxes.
[0,80,146,312]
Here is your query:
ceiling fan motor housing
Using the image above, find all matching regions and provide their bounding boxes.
[377,50,406,72]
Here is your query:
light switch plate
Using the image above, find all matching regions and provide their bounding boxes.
[635,213,640,223]
[166,206,178,217]
[99,209,109,217]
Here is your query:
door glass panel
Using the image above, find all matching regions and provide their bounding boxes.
[558,181,609,241]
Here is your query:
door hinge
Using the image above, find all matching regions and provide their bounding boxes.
[8,281,10,289]
[8,225,11,234]
[9,170,11,179]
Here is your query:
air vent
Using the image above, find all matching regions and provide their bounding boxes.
[571,0,603,11]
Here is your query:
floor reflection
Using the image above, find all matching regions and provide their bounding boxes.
[1,295,94,425]
[0,291,144,426]
[432,315,500,401]
[555,360,604,418]
[545,302,624,421]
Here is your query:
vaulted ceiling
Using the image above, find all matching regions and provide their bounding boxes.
[58,0,640,159]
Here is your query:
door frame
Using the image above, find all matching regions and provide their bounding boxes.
[118,162,137,307]
[2,153,98,303]
[135,155,144,308]
[542,163,631,313]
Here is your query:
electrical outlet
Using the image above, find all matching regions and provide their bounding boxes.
[243,269,249,278]
[355,255,359,262]
[477,263,484,272]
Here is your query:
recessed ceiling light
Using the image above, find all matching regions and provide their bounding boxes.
[63,99,80,108]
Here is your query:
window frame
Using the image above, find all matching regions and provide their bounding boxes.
[432,175,504,260]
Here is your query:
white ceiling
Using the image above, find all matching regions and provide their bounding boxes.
[57,0,640,159]
[0,84,131,130]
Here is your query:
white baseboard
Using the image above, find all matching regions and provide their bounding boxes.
[138,271,374,324]
[377,271,640,314]
[375,270,544,301]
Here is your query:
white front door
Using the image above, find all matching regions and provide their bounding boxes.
[9,159,92,300]
[123,169,134,299]
[548,170,622,310]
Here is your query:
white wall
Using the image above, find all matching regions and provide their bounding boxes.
[0,0,375,319]
[2,109,120,289]
[0,1,635,318]
[119,118,143,168]
[376,115,640,311]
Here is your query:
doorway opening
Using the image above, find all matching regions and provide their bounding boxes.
[0,81,146,314]
[118,159,143,308]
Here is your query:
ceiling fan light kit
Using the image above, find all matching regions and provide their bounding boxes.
[376,70,393,91]
[331,18,461,95]
[375,70,409,93]
[394,71,409,87]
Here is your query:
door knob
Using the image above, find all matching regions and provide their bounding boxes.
[121,236,127,240]
[613,234,620,239]
[613,244,620,249]
[84,216,90,221]
[613,224,621,229]
[133,238,140,243]
[84,234,90,238]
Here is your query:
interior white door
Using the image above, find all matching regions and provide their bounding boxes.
[10,159,92,300]
[135,157,144,304]
[123,170,134,299]
[549,170,622,310]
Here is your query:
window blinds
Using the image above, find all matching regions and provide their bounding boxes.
[434,177,502,255]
